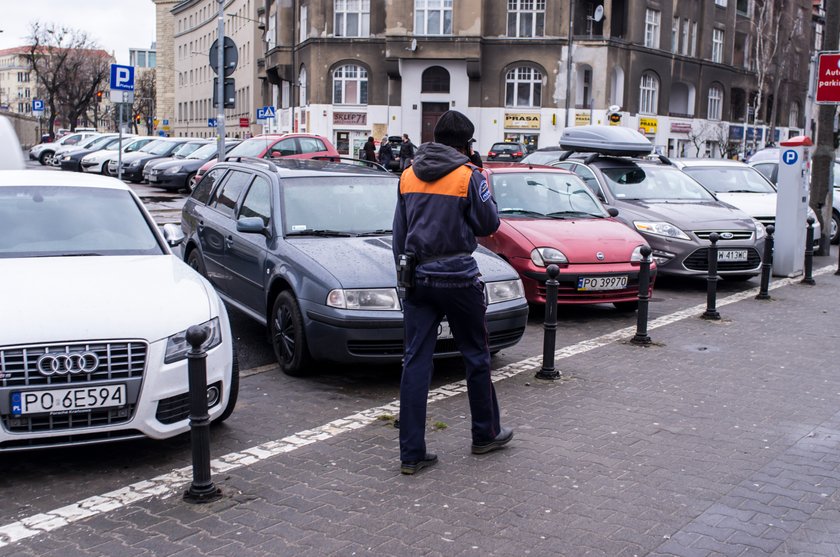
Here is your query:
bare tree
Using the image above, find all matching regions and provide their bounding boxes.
[750,0,782,148]
[708,122,731,158]
[130,70,156,135]
[687,121,712,157]
[25,22,111,138]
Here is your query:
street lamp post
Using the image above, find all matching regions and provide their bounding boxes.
[564,0,575,128]
[216,0,226,161]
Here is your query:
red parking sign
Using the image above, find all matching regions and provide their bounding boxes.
[239,117,249,128]
[815,52,840,104]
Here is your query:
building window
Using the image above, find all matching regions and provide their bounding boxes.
[690,22,698,57]
[335,0,370,37]
[671,17,679,53]
[505,67,542,107]
[715,0,727,6]
[644,9,660,49]
[736,0,749,15]
[578,66,592,109]
[639,72,659,114]
[332,64,368,105]
[300,5,308,43]
[421,66,450,93]
[299,66,308,106]
[507,0,546,38]
[681,19,689,56]
[415,0,453,36]
[708,85,723,120]
[712,28,724,63]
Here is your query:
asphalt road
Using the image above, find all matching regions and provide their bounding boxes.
[4,159,786,527]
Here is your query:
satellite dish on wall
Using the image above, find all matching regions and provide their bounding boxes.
[608,104,621,113]
[593,5,605,22]
[408,38,418,52]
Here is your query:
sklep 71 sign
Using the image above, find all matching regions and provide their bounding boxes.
[815,52,840,104]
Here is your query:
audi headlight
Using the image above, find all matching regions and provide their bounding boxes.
[167,165,183,174]
[485,279,524,304]
[633,221,690,240]
[530,247,568,267]
[327,288,401,310]
[753,219,766,240]
[164,317,223,364]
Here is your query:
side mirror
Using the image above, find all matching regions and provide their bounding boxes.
[161,223,185,247]
[237,216,267,235]
[607,208,619,217]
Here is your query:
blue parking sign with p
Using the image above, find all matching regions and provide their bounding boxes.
[110,64,135,91]
[782,149,798,165]
[32,99,44,112]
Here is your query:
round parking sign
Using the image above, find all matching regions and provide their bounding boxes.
[782,149,798,165]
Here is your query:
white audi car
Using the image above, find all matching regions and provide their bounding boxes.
[0,170,238,451]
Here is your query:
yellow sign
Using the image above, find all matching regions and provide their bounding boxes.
[639,117,658,134]
[504,113,540,129]
[575,112,591,126]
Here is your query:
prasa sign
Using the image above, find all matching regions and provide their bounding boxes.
[815,51,840,104]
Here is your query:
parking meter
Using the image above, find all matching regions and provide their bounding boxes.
[772,136,812,277]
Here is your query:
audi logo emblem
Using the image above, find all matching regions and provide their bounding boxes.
[596,251,605,261]
[719,232,735,240]
[36,351,100,376]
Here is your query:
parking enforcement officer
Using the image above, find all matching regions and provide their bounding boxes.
[392,110,514,475]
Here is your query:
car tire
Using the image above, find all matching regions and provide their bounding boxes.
[183,172,196,193]
[214,345,239,423]
[613,301,638,312]
[101,162,110,175]
[187,249,207,277]
[39,151,53,165]
[270,291,312,377]
[831,211,839,245]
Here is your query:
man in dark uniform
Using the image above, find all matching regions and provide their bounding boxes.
[392,110,514,475]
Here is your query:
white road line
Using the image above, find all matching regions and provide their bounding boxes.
[0,265,835,548]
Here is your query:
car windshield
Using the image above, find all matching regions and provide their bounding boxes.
[0,186,164,258]
[187,143,218,160]
[282,177,397,236]
[148,141,179,155]
[138,140,165,153]
[228,137,276,157]
[85,135,116,150]
[492,144,519,152]
[103,136,124,150]
[174,142,207,158]
[521,151,560,165]
[75,135,103,149]
[600,165,716,201]
[491,172,606,217]
[682,166,775,194]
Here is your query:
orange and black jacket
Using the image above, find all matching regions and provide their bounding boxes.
[392,142,500,283]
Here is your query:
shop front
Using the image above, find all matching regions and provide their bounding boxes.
[503,112,540,152]
[333,111,370,157]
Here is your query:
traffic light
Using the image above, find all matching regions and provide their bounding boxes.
[96,91,103,102]
[135,114,142,124]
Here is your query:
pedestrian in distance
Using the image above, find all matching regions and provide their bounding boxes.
[378,135,394,170]
[399,133,416,170]
[362,136,376,162]
[392,110,514,476]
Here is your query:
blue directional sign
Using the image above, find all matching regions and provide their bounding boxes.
[782,149,798,165]
[110,64,135,91]
[208,118,218,128]
[257,105,276,120]
[31,99,45,112]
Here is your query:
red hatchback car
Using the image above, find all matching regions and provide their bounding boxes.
[478,163,655,309]
[193,133,339,187]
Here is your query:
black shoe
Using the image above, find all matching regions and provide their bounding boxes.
[471,427,514,455]
[400,453,438,475]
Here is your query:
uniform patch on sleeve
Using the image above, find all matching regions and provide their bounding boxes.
[479,179,491,202]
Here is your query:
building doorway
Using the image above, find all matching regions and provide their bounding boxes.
[421,102,450,144]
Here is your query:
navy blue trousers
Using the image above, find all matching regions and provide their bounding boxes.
[399,280,501,463]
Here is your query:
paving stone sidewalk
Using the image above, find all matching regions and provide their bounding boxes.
[3,269,840,557]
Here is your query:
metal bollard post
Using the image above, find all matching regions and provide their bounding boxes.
[536,264,561,380]
[756,225,775,300]
[631,246,653,345]
[801,216,816,285]
[702,232,721,320]
[183,325,222,504]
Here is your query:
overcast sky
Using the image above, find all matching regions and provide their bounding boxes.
[0,0,156,65]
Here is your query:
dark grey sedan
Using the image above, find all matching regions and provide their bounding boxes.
[180,159,529,376]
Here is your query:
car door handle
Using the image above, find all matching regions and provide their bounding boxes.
[225,235,234,248]
[197,219,204,232]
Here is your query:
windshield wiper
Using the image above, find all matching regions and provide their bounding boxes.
[499,209,546,217]
[546,211,601,218]
[356,229,392,236]
[720,189,760,193]
[286,229,356,237]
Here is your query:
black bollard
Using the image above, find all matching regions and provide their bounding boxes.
[756,225,775,300]
[702,232,721,320]
[801,216,816,285]
[183,325,222,504]
[536,264,561,380]
[631,246,653,345]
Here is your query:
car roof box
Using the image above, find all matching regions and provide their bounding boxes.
[560,125,653,157]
